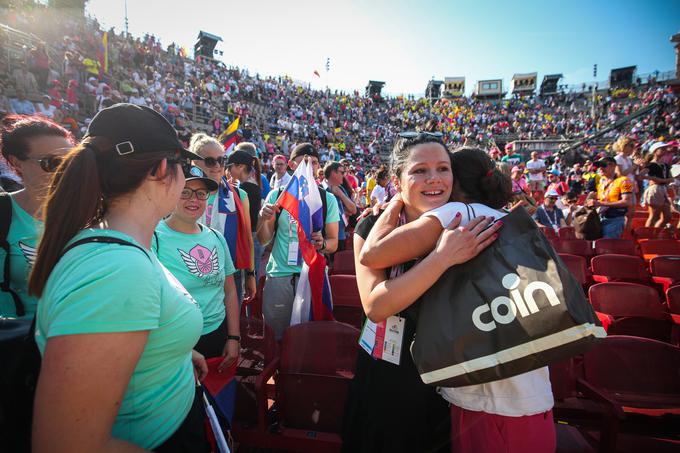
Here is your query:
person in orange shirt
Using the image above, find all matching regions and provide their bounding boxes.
[588,157,633,238]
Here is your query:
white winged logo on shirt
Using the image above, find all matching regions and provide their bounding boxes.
[178,244,220,277]
[18,241,37,267]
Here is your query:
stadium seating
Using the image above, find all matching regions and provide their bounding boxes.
[650,256,680,293]
[558,226,577,240]
[276,321,359,450]
[330,275,364,329]
[539,226,558,242]
[233,316,279,428]
[633,227,675,241]
[665,286,680,324]
[593,238,637,256]
[233,321,359,452]
[589,283,674,343]
[577,336,680,452]
[552,239,594,260]
[330,250,356,275]
[591,254,652,284]
[638,239,680,262]
[558,253,589,286]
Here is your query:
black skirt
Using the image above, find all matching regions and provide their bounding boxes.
[341,332,451,453]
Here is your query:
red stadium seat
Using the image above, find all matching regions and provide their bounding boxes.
[558,226,577,240]
[330,275,364,329]
[241,276,266,317]
[591,254,652,284]
[577,336,680,451]
[638,239,680,262]
[552,239,594,259]
[276,321,359,446]
[666,286,680,325]
[593,238,637,256]
[233,316,279,427]
[330,250,355,275]
[232,321,359,452]
[589,283,674,342]
[539,226,558,242]
[650,256,680,293]
[633,227,675,241]
[558,253,589,286]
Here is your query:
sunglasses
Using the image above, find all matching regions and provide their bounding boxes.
[30,155,63,173]
[398,131,443,139]
[180,188,210,200]
[167,156,192,171]
[203,156,227,167]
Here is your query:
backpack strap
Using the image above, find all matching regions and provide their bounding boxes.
[61,236,150,260]
[0,193,25,317]
[318,186,329,238]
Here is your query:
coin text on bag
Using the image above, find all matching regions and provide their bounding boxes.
[472,273,561,332]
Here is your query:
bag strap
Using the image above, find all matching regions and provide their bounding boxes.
[61,236,150,260]
[0,193,25,317]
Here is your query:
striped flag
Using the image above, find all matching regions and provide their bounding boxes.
[218,117,240,151]
[277,159,333,324]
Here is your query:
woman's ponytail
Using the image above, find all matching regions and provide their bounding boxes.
[29,140,103,297]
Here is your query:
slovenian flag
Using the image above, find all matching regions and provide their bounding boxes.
[277,159,333,324]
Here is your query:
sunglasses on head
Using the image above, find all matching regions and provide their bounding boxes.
[30,155,64,173]
[203,156,227,167]
[398,131,443,139]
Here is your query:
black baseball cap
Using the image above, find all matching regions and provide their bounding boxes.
[290,142,319,161]
[226,149,256,168]
[186,166,218,191]
[593,156,616,168]
[85,103,202,160]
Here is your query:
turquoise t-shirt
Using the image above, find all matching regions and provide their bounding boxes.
[152,220,236,335]
[36,229,203,450]
[0,195,42,318]
[265,188,340,277]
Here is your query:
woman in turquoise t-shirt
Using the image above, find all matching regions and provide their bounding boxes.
[29,104,211,452]
[0,115,74,318]
[154,167,240,367]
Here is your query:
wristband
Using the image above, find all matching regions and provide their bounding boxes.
[227,335,241,342]
[246,270,256,276]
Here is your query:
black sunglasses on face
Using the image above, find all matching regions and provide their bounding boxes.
[167,156,192,171]
[398,131,444,139]
[180,188,210,200]
[30,155,63,173]
[203,156,227,167]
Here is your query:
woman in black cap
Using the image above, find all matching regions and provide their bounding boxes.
[29,104,211,452]
[153,166,241,365]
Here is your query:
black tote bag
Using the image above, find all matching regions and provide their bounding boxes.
[410,206,605,388]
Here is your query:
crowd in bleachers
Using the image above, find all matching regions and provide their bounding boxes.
[2,3,680,453]
[1,2,679,178]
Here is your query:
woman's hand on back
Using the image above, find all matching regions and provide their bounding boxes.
[433,215,502,268]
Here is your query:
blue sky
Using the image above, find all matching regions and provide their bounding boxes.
[86,0,679,96]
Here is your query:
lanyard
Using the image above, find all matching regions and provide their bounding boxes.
[541,205,559,230]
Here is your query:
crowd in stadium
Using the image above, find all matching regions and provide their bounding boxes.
[1,2,680,453]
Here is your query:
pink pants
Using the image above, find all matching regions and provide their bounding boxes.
[450,405,556,453]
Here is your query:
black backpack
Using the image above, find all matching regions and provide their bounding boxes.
[0,193,25,316]
[0,233,149,452]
